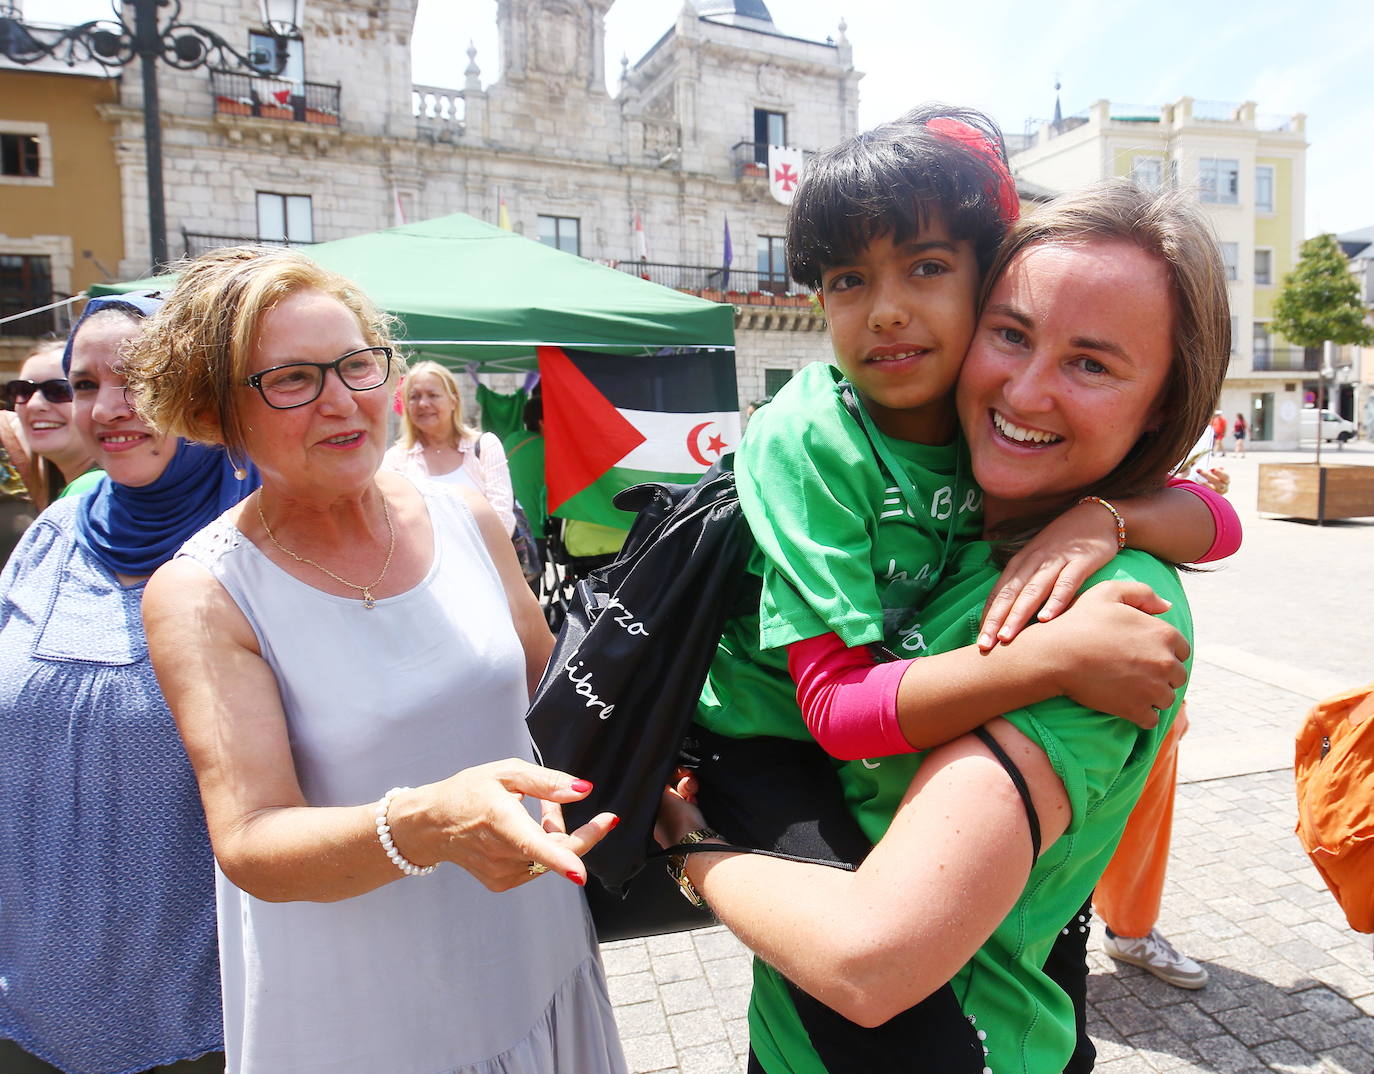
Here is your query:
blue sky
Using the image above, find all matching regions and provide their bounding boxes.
[23,0,1373,236]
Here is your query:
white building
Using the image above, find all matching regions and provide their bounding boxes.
[1010,97,1310,448]
[85,0,860,405]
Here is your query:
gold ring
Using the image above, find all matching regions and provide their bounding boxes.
[527,861,550,877]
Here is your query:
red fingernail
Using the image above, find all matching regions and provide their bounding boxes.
[566,871,585,886]
[571,779,593,793]
[608,815,620,830]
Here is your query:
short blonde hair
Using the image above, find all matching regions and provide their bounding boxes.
[397,360,478,449]
[122,246,400,459]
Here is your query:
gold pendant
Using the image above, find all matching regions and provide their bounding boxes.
[362,588,377,610]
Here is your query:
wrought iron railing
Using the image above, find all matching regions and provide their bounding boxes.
[611,260,815,305]
[729,140,816,181]
[1251,346,1319,373]
[181,231,312,259]
[209,68,341,125]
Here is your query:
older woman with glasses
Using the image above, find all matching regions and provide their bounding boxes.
[124,246,626,1074]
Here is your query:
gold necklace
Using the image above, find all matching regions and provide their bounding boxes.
[257,489,396,610]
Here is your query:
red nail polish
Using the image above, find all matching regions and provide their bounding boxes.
[608,815,620,830]
[570,779,593,793]
[566,871,585,886]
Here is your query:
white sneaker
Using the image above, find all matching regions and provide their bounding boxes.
[1102,928,1209,989]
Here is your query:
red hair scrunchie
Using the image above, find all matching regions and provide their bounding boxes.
[926,117,1021,224]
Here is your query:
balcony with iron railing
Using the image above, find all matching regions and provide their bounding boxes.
[729,141,815,182]
[1251,346,1320,373]
[182,231,313,259]
[210,68,341,125]
[611,260,816,307]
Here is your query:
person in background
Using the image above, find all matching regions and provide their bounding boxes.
[7,340,102,503]
[1233,411,1248,457]
[0,294,245,1074]
[126,247,625,1074]
[383,359,516,534]
[1210,409,1227,456]
[1098,463,1230,990]
[0,341,101,562]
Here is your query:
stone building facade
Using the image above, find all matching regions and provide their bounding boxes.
[87,0,859,403]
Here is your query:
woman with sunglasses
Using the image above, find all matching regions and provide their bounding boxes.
[0,295,250,1073]
[0,342,101,563]
[1,341,100,508]
[123,247,626,1074]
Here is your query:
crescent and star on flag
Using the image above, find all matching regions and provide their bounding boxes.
[686,422,730,466]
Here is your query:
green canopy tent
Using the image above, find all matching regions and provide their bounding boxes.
[88,214,740,534]
[89,212,735,368]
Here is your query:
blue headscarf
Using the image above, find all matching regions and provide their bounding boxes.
[65,293,260,577]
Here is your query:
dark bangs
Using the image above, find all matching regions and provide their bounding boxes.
[786,105,1013,290]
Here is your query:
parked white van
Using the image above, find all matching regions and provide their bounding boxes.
[1300,408,1357,442]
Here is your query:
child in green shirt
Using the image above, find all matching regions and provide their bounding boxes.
[698,105,1234,766]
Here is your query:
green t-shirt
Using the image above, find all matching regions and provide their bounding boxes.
[748,544,1192,1074]
[502,430,547,539]
[57,468,104,500]
[697,361,983,742]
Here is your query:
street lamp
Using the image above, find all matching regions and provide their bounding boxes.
[0,0,300,272]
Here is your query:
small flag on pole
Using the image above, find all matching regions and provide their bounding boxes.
[767,144,805,205]
[634,210,649,277]
[722,215,733,290]
[497,191,512,231]
[392,185,407,227]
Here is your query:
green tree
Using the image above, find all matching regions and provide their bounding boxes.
[1271,233,1374,350]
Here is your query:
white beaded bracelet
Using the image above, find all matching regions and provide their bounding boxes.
[375,786,436,878]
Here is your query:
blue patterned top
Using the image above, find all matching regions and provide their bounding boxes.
[0,497,222,1074]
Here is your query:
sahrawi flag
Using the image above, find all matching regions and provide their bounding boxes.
[768,144,805,205]
[538,346,739,528]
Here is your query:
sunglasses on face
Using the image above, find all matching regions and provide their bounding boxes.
[3,379,75,406]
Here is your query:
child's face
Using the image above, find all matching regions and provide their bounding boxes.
[818,213,979,443]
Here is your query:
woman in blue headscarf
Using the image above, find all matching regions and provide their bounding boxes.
[0,294,255,1074]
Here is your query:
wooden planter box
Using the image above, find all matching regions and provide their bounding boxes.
[1257,462,1374,522]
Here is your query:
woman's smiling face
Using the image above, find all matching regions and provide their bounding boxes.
[69,313,176,488]
[956,238,1176,525]
[16,347,78,459]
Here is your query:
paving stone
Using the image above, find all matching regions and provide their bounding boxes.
[1292,985,1367,1024]
[659,977,716,1015]
[1254,1037,1324,1073]
[609,970,661,1005]
[1318,1044,1374,1074]
[1098,996,1166,1038]
[647,931,696,956]
[616,999,669,1037]
[669,1010,730,1049]
[621,1031,678,1074]
[675,1041,743,1074]
[1192,1033,1269,1072]
[693,927,747,962]
[651,950,706,984]
[1274,1010,1355,1052]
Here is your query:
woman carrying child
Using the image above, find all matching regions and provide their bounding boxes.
[669,109,1237,1073]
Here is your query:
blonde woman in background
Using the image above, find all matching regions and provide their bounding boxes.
[383,359,516,535]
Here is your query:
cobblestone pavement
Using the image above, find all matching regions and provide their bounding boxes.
[600,447,1374,1073]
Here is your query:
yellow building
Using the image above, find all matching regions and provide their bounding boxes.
[1009,97,1309,448]
[0,61,123,373]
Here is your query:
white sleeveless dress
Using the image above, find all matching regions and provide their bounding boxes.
[178,481,625,1074]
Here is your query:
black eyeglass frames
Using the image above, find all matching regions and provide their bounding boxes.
[3,378,75,406]
[243,347,394,410]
